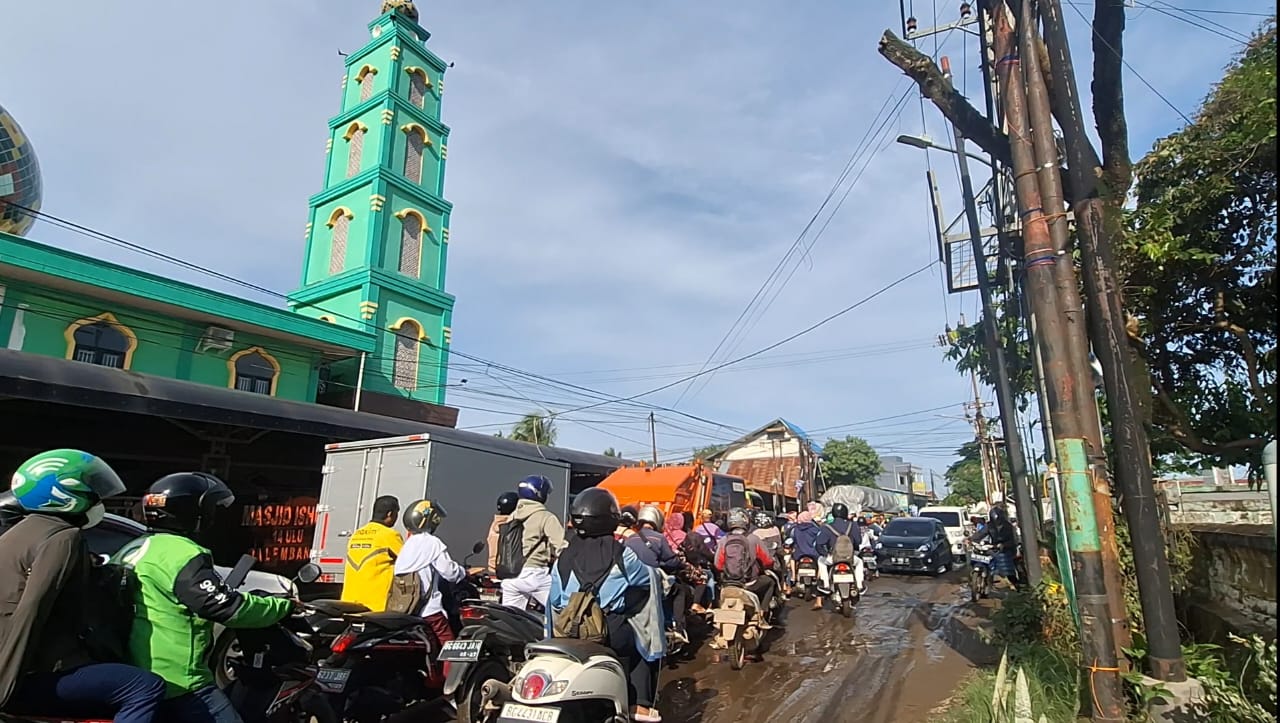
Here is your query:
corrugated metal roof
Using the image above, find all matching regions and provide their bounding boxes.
[778,418,822,454]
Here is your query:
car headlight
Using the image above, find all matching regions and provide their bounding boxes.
[917,544,930,553]
[874,542,883,550]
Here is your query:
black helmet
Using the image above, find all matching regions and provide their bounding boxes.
[496,491,519,516]
[619,504,639,529]
[831,503,849,521]
[571,487,620,538]
[404,498,446,534]
[143,472,234,537]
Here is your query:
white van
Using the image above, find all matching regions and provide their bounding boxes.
[918,506,971,559]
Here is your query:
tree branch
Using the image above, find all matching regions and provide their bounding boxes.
[878,30,1011,165]
[1091,0,1133,200]
[1212,290,1275,418]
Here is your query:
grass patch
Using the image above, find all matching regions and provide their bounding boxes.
[940,643,1082,722]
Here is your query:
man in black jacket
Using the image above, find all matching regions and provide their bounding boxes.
[0,451,166,723]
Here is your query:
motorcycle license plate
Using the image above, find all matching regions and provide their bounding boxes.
[314,666,351,693]
[438,639,484,662]
[798,569,816,577]
[499,703,561,723]
[480,590,501,603]
[714,608,747,625]
[970,554,992,565]
[832,574,856,583]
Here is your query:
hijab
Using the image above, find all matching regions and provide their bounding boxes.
[665,512,687,548]
[797,510,814,524]
[561,529,623,588]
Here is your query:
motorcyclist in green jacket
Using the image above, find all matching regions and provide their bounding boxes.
[113,472,294,723]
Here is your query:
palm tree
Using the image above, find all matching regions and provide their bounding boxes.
[509,413,557,446]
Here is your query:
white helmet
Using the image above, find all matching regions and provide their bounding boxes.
[637,504,664,532]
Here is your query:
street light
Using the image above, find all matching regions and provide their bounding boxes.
[895,134,989,165]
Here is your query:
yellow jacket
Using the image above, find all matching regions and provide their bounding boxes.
[340,522,404,611]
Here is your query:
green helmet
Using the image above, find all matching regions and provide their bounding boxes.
[10,449,126,515]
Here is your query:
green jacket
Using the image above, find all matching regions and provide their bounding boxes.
[113,533,293,698]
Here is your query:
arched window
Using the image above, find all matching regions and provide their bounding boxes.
[229,347,280,395]
[403,126,426,184]
[407,69,429,108]
[391,320,421,391]
[357,65,378,102]
[327,208,353,274]
[69,320,131,369]
[345,124,366,178]
[398,211,422,277]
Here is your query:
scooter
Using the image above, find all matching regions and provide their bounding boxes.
[967,542,995,602]
[859,546,879,580]
[478,639,632,723]
[828,559,860,618]
[794,554,819,601]
[441,544,547,723]
[712,582,765,670]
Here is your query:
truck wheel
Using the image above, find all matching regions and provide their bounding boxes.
[459,658,511,723]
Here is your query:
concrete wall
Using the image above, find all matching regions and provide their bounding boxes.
[1164,488,1273,527]
[1184,525,1276,641]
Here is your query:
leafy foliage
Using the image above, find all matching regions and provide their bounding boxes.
[602,447,621,458]
[691,445,726,462]
[1124,21,1277,470]
[818,436,882,487]
[509,413,557,446]
[943,298,1038,411]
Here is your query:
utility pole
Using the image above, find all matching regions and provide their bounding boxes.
[968,371,998,502]
[649,412,658,465]
[944,57,1042,586]
[990,3,1126,718]
[1038,0,1186,682]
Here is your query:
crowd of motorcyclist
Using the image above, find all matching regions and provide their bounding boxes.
[0,447,1023,723]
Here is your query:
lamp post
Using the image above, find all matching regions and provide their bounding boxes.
[896,134,990,165]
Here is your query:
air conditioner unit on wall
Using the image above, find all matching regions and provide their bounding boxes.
[196,326,235,354]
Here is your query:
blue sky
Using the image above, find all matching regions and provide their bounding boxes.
[1,1,1268,480]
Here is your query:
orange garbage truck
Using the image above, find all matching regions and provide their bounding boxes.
[597,462,750,524]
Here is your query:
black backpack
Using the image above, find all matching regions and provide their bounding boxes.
[82,561,138,663]
[495,513,551,580]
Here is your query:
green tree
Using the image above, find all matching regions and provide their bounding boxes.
[602,447,621,458]
[691,445,725,462]
[819,436,882,487]
[942,441,996,506]
[509,413,557,446]
[1125,21,1277,470]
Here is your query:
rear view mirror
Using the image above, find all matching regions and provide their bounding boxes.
[296,563,322,585]
[225,554,257,589]
[472,540,485,555]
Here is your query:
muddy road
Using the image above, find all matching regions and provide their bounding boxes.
[656,571,996,723]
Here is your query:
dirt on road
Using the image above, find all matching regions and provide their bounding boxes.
[657,571,996,723]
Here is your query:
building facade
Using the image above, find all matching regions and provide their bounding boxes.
[710,419,822,511]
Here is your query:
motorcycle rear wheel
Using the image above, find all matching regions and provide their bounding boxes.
[458,657,512,723]
[840,598,851,618]
[969,568,981,602]
[729,639,746,670]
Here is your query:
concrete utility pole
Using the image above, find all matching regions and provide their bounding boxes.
[989,4,1125,717]
[649,412,658,465]
[943,58,1042,586]
[1037,0,1186,682]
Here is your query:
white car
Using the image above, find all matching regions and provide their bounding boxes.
[917,506,972,560]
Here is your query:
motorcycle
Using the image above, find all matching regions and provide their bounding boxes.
[478,639,632,723]
[828,558,859,618]
[859,547,879,580]
[794,554,819,601]
[967,542,995,602]
[440,544,546,723]
[712,582,766,670]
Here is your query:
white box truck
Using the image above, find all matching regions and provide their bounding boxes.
[310,430,620,585]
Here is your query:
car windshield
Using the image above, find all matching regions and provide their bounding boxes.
[920,511,961,527]
[884,519,936,538]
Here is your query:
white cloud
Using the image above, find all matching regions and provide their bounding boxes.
[1,0,1262,473]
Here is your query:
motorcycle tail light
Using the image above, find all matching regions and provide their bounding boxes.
[520,671,552,699]
[460,606,485,622]
[331,631,357,656]
[834,563,851,573]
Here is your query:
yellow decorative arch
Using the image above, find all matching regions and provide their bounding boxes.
[399,123,433,145]
[326,207,354,227]
[389,317,429,341]
[63,312,139,369]
[318,315,336,323]
[227,346,281,396]
[404,67,432,88]
[342,122,369,141]
[355,65,379,82]
[393,208,432,235]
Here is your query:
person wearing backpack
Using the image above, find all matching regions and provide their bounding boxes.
[822,504,866,598]
[496,475,566,610]
[341,495,404,612]
[487,492,519,573]
[548,488,665,723]
[389,499,465,645]
[115,473,296,723]
[713,508,777,629]
[0,450,167,723]
[790,510,834,610]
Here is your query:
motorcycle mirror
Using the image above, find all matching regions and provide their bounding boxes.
[472,540,485,555]
[295,562,322,585]
[224,554,257,589]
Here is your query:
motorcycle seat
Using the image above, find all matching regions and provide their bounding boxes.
[525,639,616,664]
[354,611,429,629]
[308,599,370,617]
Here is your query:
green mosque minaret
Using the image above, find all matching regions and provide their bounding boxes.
[289,0,455,406]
